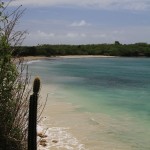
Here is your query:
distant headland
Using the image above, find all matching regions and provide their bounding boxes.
[13,42,150,57]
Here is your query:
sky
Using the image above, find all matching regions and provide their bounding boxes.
[8,0,150,46]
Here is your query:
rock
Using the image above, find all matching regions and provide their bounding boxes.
[40,139,47,147]
[52,140,58,143]
[40,142,47,147]
[37,132,48,138]
[37,132,43,137]
[40,139,47,142]
[41,134,48,138]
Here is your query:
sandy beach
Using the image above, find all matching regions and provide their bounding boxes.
[57,55,115,59]
[13,55,115,63]
[23,55,115,61]
[12,56,49,63]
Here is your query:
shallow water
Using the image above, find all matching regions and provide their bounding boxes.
[29,57,150,150]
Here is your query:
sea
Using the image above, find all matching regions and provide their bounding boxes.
[28,57,150,150]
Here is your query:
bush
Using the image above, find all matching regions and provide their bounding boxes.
[0,1,30,149]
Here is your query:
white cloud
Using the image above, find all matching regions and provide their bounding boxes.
[11,0,150,11]
[112,30,124,34]
[81,33,86,37]
[66,33,78,38]
[66,33,87,38]
[23,25,150,46]
[25,31,87,45]
[37,30,55,38]
[70,20,90,27]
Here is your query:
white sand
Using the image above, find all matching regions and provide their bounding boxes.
[57,55,115,59]
[13,55,115,63]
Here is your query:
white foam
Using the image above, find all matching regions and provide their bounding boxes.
[26,60,41,64]
[37,125,87,150]
[37,125,44,133]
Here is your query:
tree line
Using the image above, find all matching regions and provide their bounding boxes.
[13,42,150,57]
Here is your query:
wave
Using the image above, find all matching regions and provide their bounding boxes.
[26,60,42,64]
[37,125,86,150]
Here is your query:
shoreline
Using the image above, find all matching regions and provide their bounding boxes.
[27,57,150,150]
[13,55,115,62]
[12,56,49,63]
[57,55,115,59]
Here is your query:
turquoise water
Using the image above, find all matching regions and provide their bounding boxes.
[29,57,150,149]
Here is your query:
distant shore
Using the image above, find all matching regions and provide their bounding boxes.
[57,55,115,59]
[13,55,115,63]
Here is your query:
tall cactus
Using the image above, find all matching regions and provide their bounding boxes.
[28,77,41,150]
[33,77,41,94]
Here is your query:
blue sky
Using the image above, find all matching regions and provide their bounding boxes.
[10,0,150,46]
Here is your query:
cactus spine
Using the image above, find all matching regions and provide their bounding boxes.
[28,77,41,150]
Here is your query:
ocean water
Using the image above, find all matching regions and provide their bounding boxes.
[28,57,150,150]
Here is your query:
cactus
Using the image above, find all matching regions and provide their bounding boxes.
[33,77,41,94]
[28,77,41,150]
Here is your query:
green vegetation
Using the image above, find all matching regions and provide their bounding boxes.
[15,42,150,57]
[0,1,29,150]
